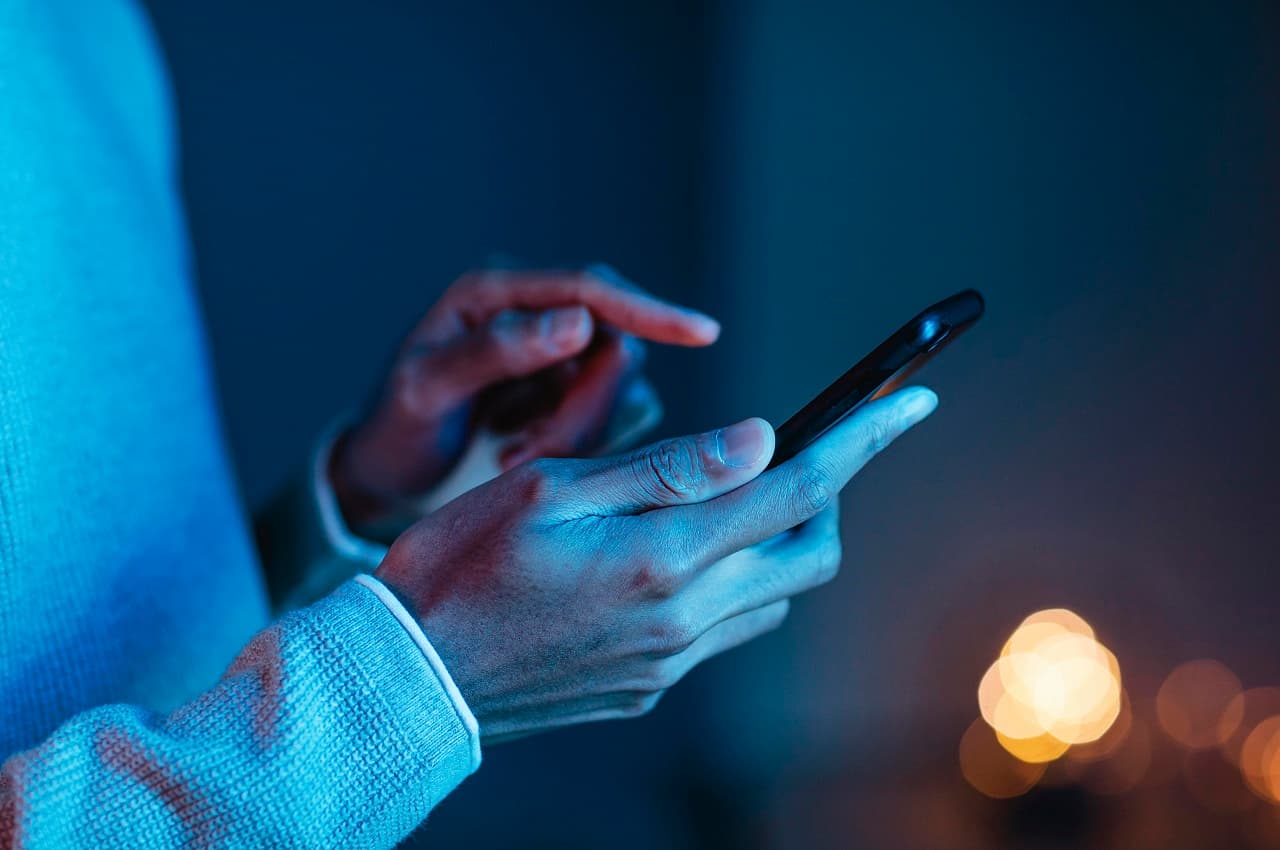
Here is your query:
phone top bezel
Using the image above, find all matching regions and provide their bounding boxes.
[767,289,985,469]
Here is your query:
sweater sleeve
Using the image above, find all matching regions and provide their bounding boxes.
[0,578,481,848]
[256,424,390,613]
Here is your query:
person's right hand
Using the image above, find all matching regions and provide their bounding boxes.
[375,386,939,742]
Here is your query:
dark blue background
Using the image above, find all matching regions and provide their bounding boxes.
[140,1,1280,847]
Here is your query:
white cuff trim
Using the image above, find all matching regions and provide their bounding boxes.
[312,423,387,569]
[353,573,482,771]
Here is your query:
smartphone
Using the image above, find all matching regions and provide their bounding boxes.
[767,289,985,469]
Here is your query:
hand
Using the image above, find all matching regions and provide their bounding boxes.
[375,386,938,742]
[331,266,719,527]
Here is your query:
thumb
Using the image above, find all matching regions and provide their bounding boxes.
[564,418,775,516]
[413,307,594,410]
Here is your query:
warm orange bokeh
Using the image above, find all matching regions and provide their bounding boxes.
[1156,659,1243,749]
[960,717,1046,798]
[1222,688,1280,768]
[1240,716,1280,803]
[977,609,1122,761]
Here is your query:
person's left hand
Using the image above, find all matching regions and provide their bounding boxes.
[329,265,720,529]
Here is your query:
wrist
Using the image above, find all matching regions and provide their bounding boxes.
[327,433,383,521]
[327,430,417,540]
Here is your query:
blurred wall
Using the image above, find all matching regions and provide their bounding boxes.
[701,0,1280,780]
[142,0,716,507]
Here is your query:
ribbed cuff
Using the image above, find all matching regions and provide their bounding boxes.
[353,573,482,769]
[305,431,481,770]
[315,580,482,807]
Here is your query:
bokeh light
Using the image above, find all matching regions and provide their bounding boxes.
[1017,608,1095,641]
[1067,716,1153,796]
[1221,687,1280,769]
[1240,716,1280,804]
[1066,689,1133,763]
[995,730,1071,764]
[977,608,1122,762]
[1156,659,1243,749]
[959,717,1045,799]
[962,612,1280,836]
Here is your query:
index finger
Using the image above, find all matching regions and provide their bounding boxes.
[441,268,721,346]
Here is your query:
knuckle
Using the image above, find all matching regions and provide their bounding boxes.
[582,262,617,281]
[641,660,683,692]
[794,466,836,517]
[472,270,510,302]
[620,690,664,718]
[392,358,443,419]
[451,269,486,295]
[862,414,898,455]
[641,439,706,502]
[631,558,680,600]
[644,612,702,657]
[514,458,561,504]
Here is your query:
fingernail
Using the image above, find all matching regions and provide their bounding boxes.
[545,307,589,345]
[716,419,766,467]
[901,388,939,421]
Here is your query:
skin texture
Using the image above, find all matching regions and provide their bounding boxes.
[376,387,939,742]
[330,266,718,527]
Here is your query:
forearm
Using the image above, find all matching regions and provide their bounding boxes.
[0,578,479,848]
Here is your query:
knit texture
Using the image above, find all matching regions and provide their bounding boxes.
[2,582,476,847]
[0,1,475,845]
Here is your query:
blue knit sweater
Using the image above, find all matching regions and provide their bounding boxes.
[0,2,477,845]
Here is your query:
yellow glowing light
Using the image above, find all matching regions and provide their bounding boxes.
[1027,636,1120,744]
[960,718,1045,798]
[1001,621,1076,659]
[1241,715,1280,803]
[996,730,1071,763]
[1068,689,1133,763]
[976,608,1122,762]
[1017,608,1095,640]
[1156,659,1243,749]
[990,689,1052,741]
